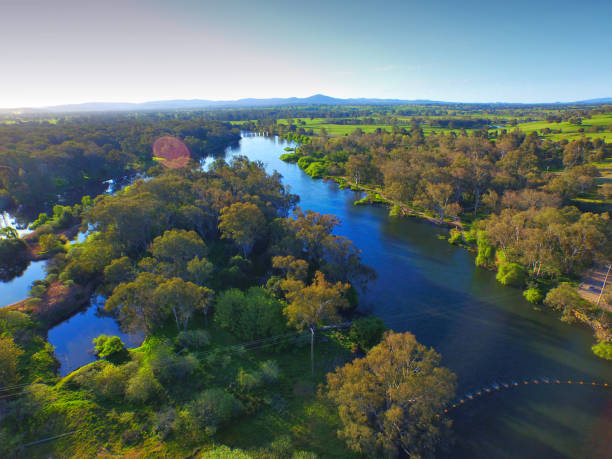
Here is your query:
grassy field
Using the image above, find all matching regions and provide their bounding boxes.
[241,111,612,142]
[491,113,612,143]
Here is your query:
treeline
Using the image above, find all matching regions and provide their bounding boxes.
[0,114,240,220]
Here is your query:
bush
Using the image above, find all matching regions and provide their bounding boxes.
[349,317,387,352]
[93,335,126,359]
[304,161,327,179]
[259,360,280,383]
[0,238,29,282]
[297,156,317,170]
[38,233,64,254]
[215,287,286,340]
[544,283,589,323]
[149,345,198,384]
[523,288,544,304]
[447,228,462,245]
[125,368,162,403]
[177,389,243,438]
[496,262,527,287]
[175,329,211,350]
[201,446,252,458]
[93,363,130,400]
[280,152,300,163]
[591,342,612,360]
[236,368,263,391]
[475,231,494,267]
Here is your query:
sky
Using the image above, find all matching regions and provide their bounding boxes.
[1,0,611,107]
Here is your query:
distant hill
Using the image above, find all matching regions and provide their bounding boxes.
[3,94,611,113]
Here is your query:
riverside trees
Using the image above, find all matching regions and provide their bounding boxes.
[325,331,456,458]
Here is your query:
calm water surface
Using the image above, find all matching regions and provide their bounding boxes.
[210,134,612,458]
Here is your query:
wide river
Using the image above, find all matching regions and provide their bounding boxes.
[2,133,611,457]
[211,134,612,458]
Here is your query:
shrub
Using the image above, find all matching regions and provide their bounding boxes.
[236,368,263,391]
[591,342,612,360]
[496,262,527,287]
[93,335,126,359]
[350,317,387,352]
[280,152,300,163]
[544,283,589,323]
[297,156,316,170]
[304,161,327,178]
[38,233,64,254]
[175,329,211,350]
[523,288,543,304]
[149,346,198,384]
[125,368,162,403]
[463,229,477,244]
[215,287,286,340]
[259,360,280,383]
[93,363,129,400]
[177,389,243,438]
[447,228,462,245]
[201,446,252,458]
[475,231,494,267]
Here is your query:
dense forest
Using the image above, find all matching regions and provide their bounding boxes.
[0,114,240,221]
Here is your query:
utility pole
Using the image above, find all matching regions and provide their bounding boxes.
[596,264,611,305]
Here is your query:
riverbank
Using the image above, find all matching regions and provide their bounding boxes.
[7,281,94,330]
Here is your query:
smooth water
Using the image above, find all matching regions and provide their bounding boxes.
[0,260,46,307]
[48,296,143,376]
[209,133,612,458]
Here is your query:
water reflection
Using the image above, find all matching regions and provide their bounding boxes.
[48,295,143,376]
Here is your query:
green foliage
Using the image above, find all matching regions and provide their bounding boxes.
[304,161,327,179]
[177,388,244,439]
[496,262,527,287]
[349,317,387,352]
[93,334,127,360]
[591,341,612,360]
[215,287,287,340]
[447,228,462,244]
[0,335,24,386]
[475,231,494,267]
[175,329,211,350]
[325,331,456,458]
[297,156,317,170]
[0,237,29,282]
[125,367,162,403]
[544,283,590,323]
[259,360,280,383]
[38,233,64,254]
[523,288,544,304]
[237,368,264,391]
[280,152,300,163]
[201,446,252,458]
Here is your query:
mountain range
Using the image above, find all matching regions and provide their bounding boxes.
[4,94,612,113]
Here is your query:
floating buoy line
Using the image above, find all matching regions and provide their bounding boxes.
[443,378,611,414]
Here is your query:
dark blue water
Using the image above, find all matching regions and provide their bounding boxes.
[48,295,143,376]
[209,133,612,458]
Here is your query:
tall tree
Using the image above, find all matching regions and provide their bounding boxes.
[218,202,266,257]
[282,271,350,377]
[153,277,213,330]
[325,331,456,458]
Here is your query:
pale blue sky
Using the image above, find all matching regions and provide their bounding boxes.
[1,0,611,107]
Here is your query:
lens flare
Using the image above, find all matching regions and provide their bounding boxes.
[152,136,191,169]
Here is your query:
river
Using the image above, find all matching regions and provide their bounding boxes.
[208,133,612,458]
[2,133,611,456]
